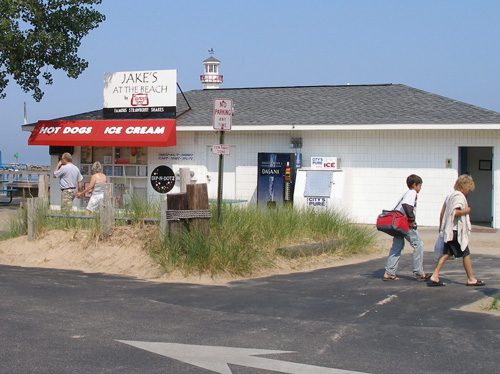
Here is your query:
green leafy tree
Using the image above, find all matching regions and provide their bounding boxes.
[0,0,105,101]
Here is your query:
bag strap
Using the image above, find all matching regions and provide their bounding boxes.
[393,194,406,211]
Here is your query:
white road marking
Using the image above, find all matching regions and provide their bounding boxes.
[117,340,369,374]
[375,294,397,305]
[357,294,398,318]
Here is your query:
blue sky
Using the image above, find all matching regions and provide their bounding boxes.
[2,0,500,164]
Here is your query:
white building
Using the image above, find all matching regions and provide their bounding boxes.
[23,61,500,228]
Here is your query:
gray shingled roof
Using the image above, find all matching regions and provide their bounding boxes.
[176,84,500,125]
[23,84,500,129]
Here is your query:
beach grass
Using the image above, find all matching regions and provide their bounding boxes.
[1,200,376,277]
[0,205,27,240]
[122,193,160,224]
[149,205,376,276]
[485,294,499,311]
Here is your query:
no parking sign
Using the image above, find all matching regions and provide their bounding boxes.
[213,98,233,131]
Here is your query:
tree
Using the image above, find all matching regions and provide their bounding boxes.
[0,0,105,101]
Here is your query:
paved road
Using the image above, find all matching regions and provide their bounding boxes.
[0,253,498,373]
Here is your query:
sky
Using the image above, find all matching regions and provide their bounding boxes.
[2,0,500,165]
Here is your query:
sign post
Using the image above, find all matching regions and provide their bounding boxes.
[213,98,233,223]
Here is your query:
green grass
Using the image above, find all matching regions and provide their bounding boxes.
[122,193,161,224]
[485,294,500,311]
[0,205,27,240]
[46,214,100,234]
[149,205,376,276]
[0,204,99,240]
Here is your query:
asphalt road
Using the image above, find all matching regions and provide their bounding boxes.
[0,253,498,374]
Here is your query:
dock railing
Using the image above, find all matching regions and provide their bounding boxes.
[0,165,50,200]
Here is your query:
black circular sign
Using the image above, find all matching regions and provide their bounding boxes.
[150,165,176,193]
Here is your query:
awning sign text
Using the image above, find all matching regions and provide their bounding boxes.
[29,119,176,147]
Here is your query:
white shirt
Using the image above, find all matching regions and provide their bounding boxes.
[395,189,417,214]
[54,163,83,189]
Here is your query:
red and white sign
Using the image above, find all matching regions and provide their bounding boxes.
[28,119,176,147]
[311,156,339,170]
[213,98,233,130]
[211,144,230,155]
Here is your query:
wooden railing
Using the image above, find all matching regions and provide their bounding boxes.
[0,167,50,200]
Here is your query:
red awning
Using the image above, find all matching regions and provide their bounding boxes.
[28,119,176,147]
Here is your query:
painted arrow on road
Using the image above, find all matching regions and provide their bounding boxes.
[117,340,368,374]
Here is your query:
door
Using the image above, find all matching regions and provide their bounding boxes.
[458,147,493,226]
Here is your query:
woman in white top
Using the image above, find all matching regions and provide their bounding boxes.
[76,161,107,212]
[428,174,485,287]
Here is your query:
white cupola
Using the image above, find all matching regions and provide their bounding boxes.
[200,49,223,89]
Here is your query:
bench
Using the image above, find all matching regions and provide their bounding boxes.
[0,188,17,205]
[5,182,38,198]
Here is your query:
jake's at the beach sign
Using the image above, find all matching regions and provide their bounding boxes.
[103,69,177,119]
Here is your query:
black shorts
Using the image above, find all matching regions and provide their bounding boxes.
[444,230,470,258]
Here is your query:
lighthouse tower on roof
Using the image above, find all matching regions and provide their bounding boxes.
[200,49,223,89]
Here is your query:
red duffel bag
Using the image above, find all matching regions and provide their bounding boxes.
[376,210,409,236]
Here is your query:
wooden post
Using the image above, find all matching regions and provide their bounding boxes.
[217,131,225,223]
[179,168,191,193]
[166,193,188,237]
[187,183,210,235]
[38,174,49,202]
[27,197,36,241]
[159,198,168,236]
[99,183,114,238]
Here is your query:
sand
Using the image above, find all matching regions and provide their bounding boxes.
[0,226,165,280]
[0,225,390,284]
[0,206,391,284]
[1,206,499,289]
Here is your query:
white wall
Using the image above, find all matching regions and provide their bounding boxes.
[163,129,500,227]
[148,131,294,203]
[299,129,499,227]
[52,129,489,228]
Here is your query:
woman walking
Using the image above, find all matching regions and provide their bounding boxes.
[428,175,485,287]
